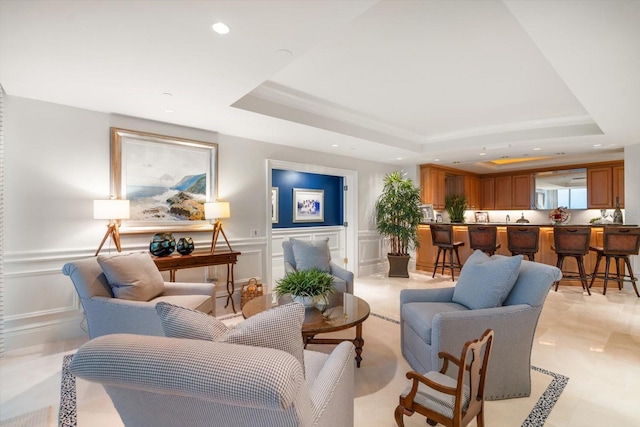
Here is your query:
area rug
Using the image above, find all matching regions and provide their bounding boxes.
[0,407,51,427]
[59,314,567,427]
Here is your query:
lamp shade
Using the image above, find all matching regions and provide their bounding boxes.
[204,201,230,220]
[93,199,130,220]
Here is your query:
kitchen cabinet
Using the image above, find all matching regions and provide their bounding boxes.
[512,174,533,210]
[480,177,495,210]
[465,176,481,209]
[420,166,446,209]
[494,176,512,209]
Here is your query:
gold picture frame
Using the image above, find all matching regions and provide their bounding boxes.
[110,127,218,232]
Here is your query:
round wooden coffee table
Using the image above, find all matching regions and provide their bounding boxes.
[242,292,370,367]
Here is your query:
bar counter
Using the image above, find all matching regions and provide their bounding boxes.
[416,223,638,288]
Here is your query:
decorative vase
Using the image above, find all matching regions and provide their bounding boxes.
[176,237,195,255]
[149,232,176,257]
[292,295,319,307]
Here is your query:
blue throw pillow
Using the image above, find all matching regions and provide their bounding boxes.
[452,250,523,309]
[290,238,332,272]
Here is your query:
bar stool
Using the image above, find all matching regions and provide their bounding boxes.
[430,224,465,281]
[507,226,540,261]
[552,226,591,295]
[467,225,501,256]
[589,227,640,297]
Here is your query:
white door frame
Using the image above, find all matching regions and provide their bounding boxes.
[266,159,358,286]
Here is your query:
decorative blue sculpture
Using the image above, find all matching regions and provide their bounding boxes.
[149,232,176,257]
[177,237,195,255]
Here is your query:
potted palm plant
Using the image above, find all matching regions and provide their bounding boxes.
[445,194,467,223]
[375,171,422,278]
[275,268,335,307]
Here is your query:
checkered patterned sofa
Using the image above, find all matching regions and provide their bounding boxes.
[70,334,355,427]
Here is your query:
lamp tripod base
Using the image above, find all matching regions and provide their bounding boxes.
[95,223,122,256]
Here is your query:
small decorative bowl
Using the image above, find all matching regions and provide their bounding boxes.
[176,237,195,255]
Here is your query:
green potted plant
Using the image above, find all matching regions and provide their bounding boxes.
[375,171,422,278]
[275,268,335,307]
[445,194,467,223]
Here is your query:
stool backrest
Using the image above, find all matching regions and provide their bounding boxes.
[603,227,640,256]
[468,225,498,252]
[553,226,591,255]
[430,224,453,245]
[507,226,540,254]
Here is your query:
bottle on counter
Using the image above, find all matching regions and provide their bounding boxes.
[612,197,623,224]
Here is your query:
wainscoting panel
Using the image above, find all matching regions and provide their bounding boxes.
[358,230,388,277]
[2,237,267,351]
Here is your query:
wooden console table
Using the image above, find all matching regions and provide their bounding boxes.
[153,251,241,312]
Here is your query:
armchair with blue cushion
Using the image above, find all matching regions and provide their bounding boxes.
[283,238,354,294]
[400,251,561,400]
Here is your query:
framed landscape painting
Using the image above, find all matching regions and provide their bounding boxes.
[293,188,324,222]
[110,127,218,232]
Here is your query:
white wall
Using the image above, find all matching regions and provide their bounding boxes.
[2,95,396,351]
[624,143,640,281]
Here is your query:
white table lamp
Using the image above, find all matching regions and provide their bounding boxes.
[93,199,130,256]
[204,201,232,254]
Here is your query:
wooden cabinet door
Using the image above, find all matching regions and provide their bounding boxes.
[494,176,512,209]
[512,174,533,210]
[465,176,480,209]
[420,167,446,209]
[613,165,625,208]
[480,177,495,210]
[587,167,613,208]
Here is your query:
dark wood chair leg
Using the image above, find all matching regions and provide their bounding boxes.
[432,247,442,278]
[615,257,623,290]
[623,257,640,297]
[448,249,456,280]
[554,255,564,291]
[603,256,611,295]
[590,253,602,288]
[576,255,590,295]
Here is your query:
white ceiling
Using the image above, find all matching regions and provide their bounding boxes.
[1,0,638,173]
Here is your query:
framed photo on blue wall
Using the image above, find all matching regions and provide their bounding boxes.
[293,188,324,222]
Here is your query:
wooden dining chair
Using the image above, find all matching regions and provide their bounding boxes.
[395,329,494,427]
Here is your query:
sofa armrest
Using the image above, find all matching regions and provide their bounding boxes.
[309,341,355,427]
[284,261,297,275]
[330,261,354,294]
[163,281,215,297]
[400,287,455,305]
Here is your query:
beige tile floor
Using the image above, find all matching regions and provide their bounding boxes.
[1,270,639,426]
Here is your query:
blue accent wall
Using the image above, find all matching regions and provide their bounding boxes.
[272,170,344,228]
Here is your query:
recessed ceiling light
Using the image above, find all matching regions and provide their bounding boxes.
[164,108,174,113]
[479,153,486,156]
[332,144,339,147]
[434,158,440,162]
[593,144,602,148]
[212,22,230,35]
[396,157,403,160]
[533,147,541,151]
